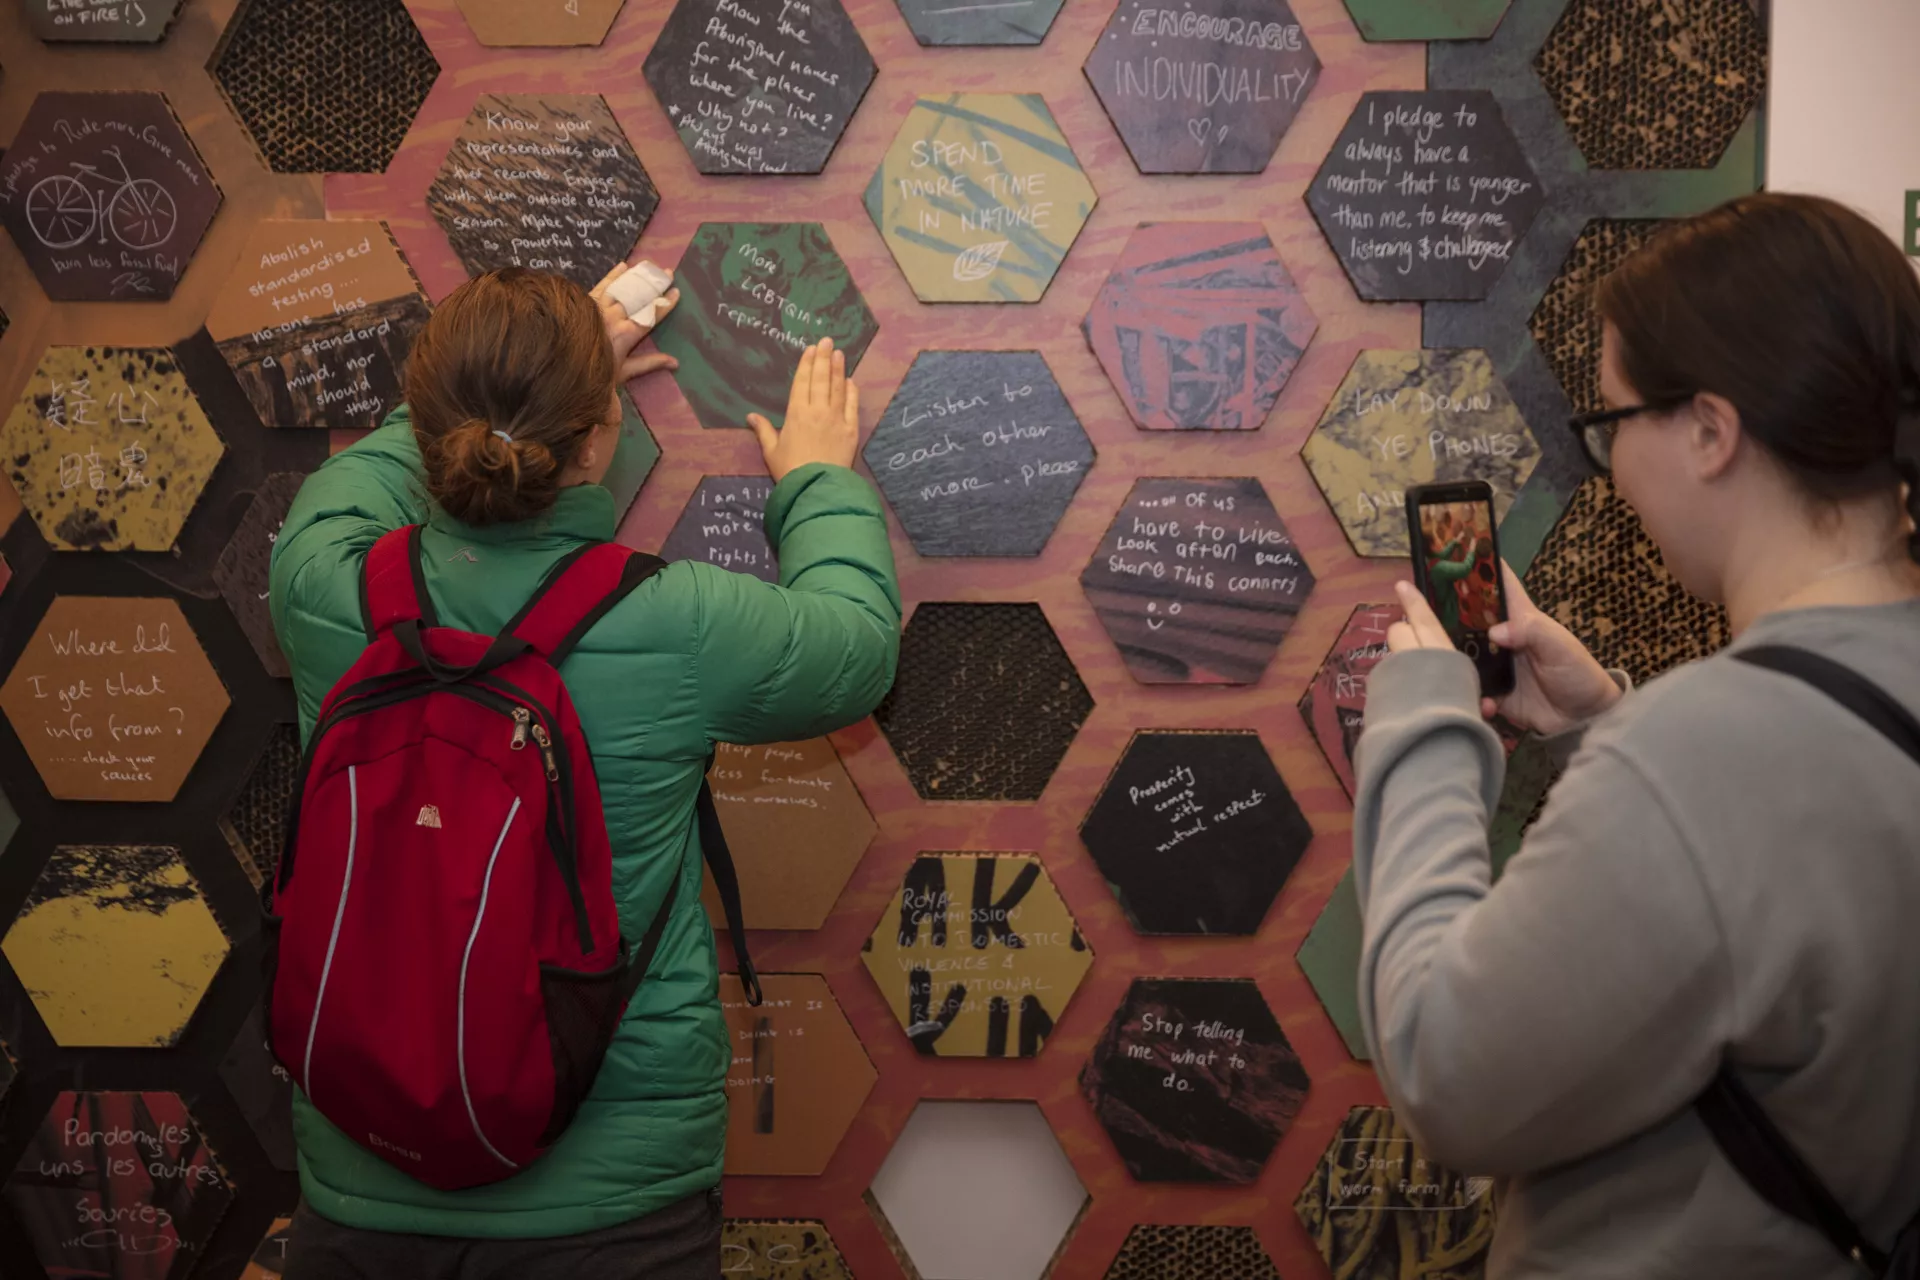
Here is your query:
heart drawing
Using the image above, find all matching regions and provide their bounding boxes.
[1187,118,1229,147]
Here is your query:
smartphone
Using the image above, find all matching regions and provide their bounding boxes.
[1405,480,1516,697]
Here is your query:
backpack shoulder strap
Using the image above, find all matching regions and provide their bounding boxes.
[502,543,667,663]
[1733,645,1920,767]
[361,525,438,640]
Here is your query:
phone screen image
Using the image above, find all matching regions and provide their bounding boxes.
[1412,495,1513,695]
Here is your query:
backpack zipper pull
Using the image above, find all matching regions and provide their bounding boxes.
[530,723,559,782]
[510,707,531,751]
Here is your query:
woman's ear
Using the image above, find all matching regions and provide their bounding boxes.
[1688,390,1743,481]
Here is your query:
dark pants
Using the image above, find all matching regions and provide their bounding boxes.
[283,1187,722,1280]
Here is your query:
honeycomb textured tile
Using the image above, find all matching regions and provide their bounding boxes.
[720,973,875,1176]
[1525,476,1729,682]
[863,351,1093,556]
[0,91,220,301]
[865,94,1097,303]
[6,1091,233,1278]
[428,94,660,292]
[1080,730,1312,935]
[1083,0,1320,175]
[220,1005,296,1171]
[1083,222,1317,432]
[868,1100,1087,1280]
[219,723,300,888]
[1342,0,1510,41]
[0,596,230,802]
[605,389,660,521]
[214,0,439,173]
[459,0,627,45]
[1295,1105,1496,1278]
[894,0,1062,44]
[243,1217,295,1279]
[207,219,429,431]
[1304,349,1541,559]
[862,853,1092,1058]
[3,845,230,1046]
[874,603,1093,801]
[653,222,878,430]
[1529,219,1668,415]
[1080,976,1310,1182]
[24,0,185,42]
[644,0,875,176]
[213,474,307,678]
[1081,477,1313,685]
[723,1219,854,1279]
[661,476,777,582]
[1299,602,1400,798]
[703,738,874,931]
[1307,91,1543,302]
[1105,1225,1281,1280]
[1536,0,1766,171]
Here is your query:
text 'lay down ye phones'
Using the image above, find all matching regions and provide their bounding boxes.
[1405,480,1516,697]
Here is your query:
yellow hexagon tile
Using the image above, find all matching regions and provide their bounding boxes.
[3,844,230,1047]
[2,345,226,551]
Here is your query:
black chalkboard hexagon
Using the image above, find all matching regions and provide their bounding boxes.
[1306,90,1545,302]
[1079,730,1312,934]
[219,1004,297,1171]
[213,473,307,679]
[894,0,1064,45]
[863,351,1094,557]
[1079,976,1311,1182]
[643,0,877,176]
[1083,0,1321,176]
[660,476,778,582]
[23,0,186,42]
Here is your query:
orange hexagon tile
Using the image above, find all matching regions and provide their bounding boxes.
[242,1217,294,1279]
[862,853,1092,1058]
[3,845,230,1047]
[0,596,230,803]
[2,345,226,551]
[702,738,875,931]
[721,973,876,1176]
[459,0,627,45]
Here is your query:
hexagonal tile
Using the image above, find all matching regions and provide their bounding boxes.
[0,91,220,301]
[24,0,185,42]
[703,738,875,930]
[1297,867,1368,1059]
[874,603,1092,802]
[1082,222,1316,432]
[220,1005,295,1172]
[644,0,875,176]
[1081,477,1313,685]
[1490,733,1561,875]
[1342,0,1510,41]
[862,853,1091,1058]
[1299,603,1399,798]
[724,1219,854,1278]
[654,222,879,430]
[1080,976,1310,1182]
[427,94,660,293]
[1,596,230,802]
[0,782,19,858]
[865,94,1097,303]
[214,0,438,173]
[720,972,875,1175]
[605,389,661,521]
[1084,1,1319,175]
[459,0,627,45]
[219,723,299,889]
[207,219,430,431]
[1105,1225,1280,1279]
[3,345,227,551]
[863,351,1093,556]
[0,1038,15,1105]
[868,1100,1087,1280]
[1295,1105,1496,1276]
[1529,218,1668,415]
[4,845,230,1046]
[6,1091,233,1275]
[214,475,305,678]
[895,0,1062,45]
[243,1217,295,1280]
[661,476,777,581]
[1080,730,1312,935]
[1536,0,1765,172]
[1306,91,1544,302]
[1304,349,1541,559]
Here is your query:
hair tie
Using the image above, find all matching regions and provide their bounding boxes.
[493,429,514,445]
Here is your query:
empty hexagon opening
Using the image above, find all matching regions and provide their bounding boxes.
[213,0,439,173]
[1529,218,1669,416]
[895,0,1063,44]
[24,0,185,41]
[459,0,627,45]
[1105,1225,1281,1280]
[862,853,1092,1058]
[724,1219,855,1278]
[868,1100,1087,1280]
[1084,1,1319,175]
[875,603,1093,802]
[1342,0,1510,41]
[865,351,1093,556]
[1080,977,1310,1182]
[721,973,875,1176]
[214,474,307,679]
[1536,0,1766,172]
[866,95,1097,303]
[1080,730,1312,935]
[703,738,874,931]
[662,476,777,581]
[1082,477,1314,685]
[219,722,301,890]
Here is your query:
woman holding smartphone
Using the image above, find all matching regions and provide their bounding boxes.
[1355,192,1920,1278]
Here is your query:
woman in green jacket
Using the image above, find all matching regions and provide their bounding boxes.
[269,265,901,1278]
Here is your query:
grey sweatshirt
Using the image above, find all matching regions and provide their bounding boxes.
[1353,599,1920,1279]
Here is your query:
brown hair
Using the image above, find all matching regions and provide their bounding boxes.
[405,267,614,526]
[1597,193,1920,561]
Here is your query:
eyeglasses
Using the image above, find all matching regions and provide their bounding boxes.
[1567,402,1678,473]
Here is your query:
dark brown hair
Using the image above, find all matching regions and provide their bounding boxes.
[1598,192,1920,560]
[405,267,614,526]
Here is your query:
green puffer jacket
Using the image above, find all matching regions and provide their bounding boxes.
[267,409,901,1238]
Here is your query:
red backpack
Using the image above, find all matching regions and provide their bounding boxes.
[264,526,760,1191]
